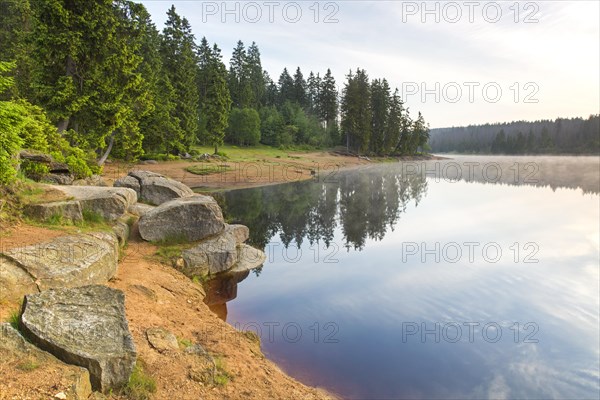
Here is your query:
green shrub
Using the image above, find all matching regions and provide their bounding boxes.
[20,160,50,181]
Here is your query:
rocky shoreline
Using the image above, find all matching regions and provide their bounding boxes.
[1,170,272,398]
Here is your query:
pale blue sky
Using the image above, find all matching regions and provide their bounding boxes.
[139,1,599,128]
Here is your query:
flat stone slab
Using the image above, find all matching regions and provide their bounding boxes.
[115,170,194,206]
[138,195,225,242]
[1,232,118,297]
[0,323,92,400]
[23,201,83,223]
[19,285,137,392]
[50,185,137,221]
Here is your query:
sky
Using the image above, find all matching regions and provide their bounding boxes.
[138,1,600,128]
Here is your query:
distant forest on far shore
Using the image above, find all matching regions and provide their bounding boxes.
[429,115,599,155]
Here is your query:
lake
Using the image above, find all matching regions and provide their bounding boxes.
[208,155,600,400]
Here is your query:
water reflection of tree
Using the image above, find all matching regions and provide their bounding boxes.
[218,168,428,251]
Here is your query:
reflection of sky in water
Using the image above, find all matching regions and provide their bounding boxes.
[224,160,600,399]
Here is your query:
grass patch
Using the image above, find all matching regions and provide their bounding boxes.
[16,359,39,372]
[213,356,232,386]
[123,361,157,400]
[46,213,64,225]
[81,208,104,224]
[185,164,231,176]
[151,241,193,267]
[8,309,20,330]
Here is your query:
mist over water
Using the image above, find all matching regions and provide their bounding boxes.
[211,155,600,399]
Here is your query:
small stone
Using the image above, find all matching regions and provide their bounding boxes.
[146,327,179,353]
[54,392,67,399]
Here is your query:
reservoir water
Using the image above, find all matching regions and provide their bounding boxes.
[209,155,600,400]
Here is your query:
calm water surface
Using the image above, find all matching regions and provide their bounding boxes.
[209,155,600,400]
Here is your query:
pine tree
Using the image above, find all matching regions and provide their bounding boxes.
[246,42,264,109]
[277,68,294,106]
[292,67,307,108]
[30,0,152,163]
[370,78,390,155]
[161,6,200,152]
[341,68,371,153]
[319,69,338,128]
[385,88,403,154]
[199,42,232,153]
[228,40,253,108]
[306,72,321,115]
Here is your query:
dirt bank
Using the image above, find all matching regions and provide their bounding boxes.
[102,150,445,191]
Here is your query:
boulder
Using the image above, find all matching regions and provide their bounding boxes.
[114,175,140,197]
[0,323,92,400]
[19,285,137,392]
[179,224,250,276]
[43,173,75,185]
[128,202,155,217]
[0,255,38,302]
[23,201,83,223]
[146,327,179,353]
[115,170,193,205]
[138,195,225,242]
[50,186,137,221]
[229,244,267,273]
[2,232,118,293]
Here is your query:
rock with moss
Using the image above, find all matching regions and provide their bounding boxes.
[138,195,225,242]
[115,170,193,206]
[23,200,83,223]
[0,323,92,399]
[0,232,118,297]
[19,285,137,392]
[50,185,137,221]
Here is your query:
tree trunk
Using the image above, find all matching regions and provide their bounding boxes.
[214,144,218,154]
[57,117,70,133]
[97,132,116,167]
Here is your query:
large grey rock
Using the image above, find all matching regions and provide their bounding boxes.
[138,195,225,242]
[114,175,140,197]
[19,285,137,392]
[0,323,92,400]
[180,224,251,276]
[0,255,37,302]
[23,200,83,223]
[50,186,137,221]
[2,232,118,293]
[115,170,193,206]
